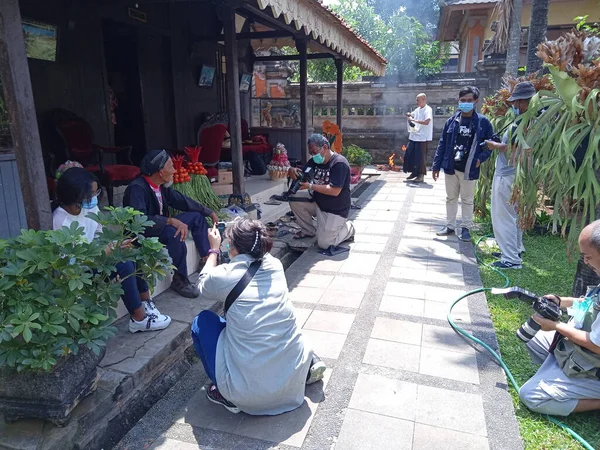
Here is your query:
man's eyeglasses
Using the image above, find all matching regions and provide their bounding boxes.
[308,146,323,156]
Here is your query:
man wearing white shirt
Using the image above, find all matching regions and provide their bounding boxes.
[403,93,433,183]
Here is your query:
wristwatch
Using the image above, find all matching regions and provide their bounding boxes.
[308,182,314,192]
[207,249,221,256]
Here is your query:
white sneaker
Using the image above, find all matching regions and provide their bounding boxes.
[129,313,172,333]
[144,299,159,315]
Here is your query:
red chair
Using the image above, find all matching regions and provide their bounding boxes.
[197,123,228,179]
[240,119,272,159]
[53,111,140,206]
[218,120,273,162]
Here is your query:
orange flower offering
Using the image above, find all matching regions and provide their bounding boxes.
[184,146,208,176]
[172,155,191,184]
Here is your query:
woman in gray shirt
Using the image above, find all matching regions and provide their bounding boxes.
[191,219,326,414]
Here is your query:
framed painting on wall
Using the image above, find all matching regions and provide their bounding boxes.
[198,65,216,88]
[21,19,58,62]
[239,73,252,92]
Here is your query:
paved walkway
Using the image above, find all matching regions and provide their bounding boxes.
[116,172,523,450]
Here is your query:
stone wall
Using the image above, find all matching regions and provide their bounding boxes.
[287,77,490,163]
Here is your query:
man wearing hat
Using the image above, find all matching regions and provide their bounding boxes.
[484,81,536,269]
[124,149,219,298]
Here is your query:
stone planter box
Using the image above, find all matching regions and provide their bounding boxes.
[0,346,106,426]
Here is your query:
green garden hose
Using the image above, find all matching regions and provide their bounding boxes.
[446,235,595,450]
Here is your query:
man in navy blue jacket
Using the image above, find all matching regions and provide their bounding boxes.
[431,86,494,242]
[124,150,219,298]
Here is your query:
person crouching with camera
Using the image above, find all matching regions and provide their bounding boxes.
[287,134,355,249]
[519,221,600,416]
[431,86,495,242]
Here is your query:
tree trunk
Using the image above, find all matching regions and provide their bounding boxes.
[526,0,549,74]
[505,0,523,76]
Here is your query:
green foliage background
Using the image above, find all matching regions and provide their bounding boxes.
[288,0,449,82]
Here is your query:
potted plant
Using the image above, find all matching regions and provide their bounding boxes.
[0,207,172,425]
[342,144,373,183]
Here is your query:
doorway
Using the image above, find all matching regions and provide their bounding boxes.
[103,20,146,165]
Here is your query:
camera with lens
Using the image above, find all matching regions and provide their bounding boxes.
[478,133,501,153]
[492,287,562,342]
[454,145,466,162]
[285,165,315,198]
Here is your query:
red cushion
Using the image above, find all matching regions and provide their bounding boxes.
[199,124,228,165]
[242,143,272,155]
[58,120,94,150]
[251,135,267,144]
[86,165,141,182]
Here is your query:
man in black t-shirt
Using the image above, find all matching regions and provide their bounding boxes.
[288,134,355,249]
[431,86,494,242]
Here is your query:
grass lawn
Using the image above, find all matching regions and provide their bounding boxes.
[473,221,600,450]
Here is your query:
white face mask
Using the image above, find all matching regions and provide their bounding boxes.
[163,180,173,188]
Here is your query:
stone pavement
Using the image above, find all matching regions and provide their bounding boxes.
[115,172,524,450]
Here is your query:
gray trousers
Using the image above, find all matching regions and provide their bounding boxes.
[519,330,600,416]
[491,174,524,264]
[289,191,355,249]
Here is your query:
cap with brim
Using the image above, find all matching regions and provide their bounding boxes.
[508,81,536,101]
[140,149,170,176]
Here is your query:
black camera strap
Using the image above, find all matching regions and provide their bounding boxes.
[224,259,262,315]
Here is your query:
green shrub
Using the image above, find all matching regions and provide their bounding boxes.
[342,144,372,167]
[0,207,172,372]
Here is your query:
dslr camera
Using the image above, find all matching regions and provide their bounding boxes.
[478,133,501,153]
[492,287,562,343]
[285,165,315,198]
[454,145,466,162]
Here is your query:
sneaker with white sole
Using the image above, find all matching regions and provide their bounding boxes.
[206,384,240,413]
[144,299,159,315]
[306,354,326,385]
[491,260,522,269]
[129,313,172,333]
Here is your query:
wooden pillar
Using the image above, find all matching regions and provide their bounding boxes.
[222,5,244,195]
[335,59,343,130]
[296,39,308,164]
[0,0,52,230]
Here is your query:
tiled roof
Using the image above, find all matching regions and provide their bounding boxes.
[255,0,387,74]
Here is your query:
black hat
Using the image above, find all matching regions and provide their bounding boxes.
[508,82,536,101]
[140,149,169,176]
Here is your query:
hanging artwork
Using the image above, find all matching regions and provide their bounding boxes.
[198,65,216,88]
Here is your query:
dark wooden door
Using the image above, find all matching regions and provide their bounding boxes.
[137,33,176,152]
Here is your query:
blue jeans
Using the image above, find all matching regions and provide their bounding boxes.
[191,310,226,386]
[114,261,148,315]
[159,212,210,277]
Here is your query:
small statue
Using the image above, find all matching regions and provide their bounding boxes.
[261,102,272,127]
[288,104,300,127]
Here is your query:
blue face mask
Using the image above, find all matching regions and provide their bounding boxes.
[82,195,98,210]
[458,102,475,113]
[312,152,325,164]
[512,105,520,115]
